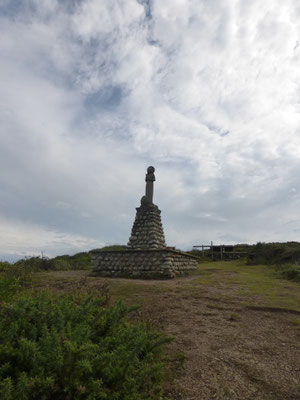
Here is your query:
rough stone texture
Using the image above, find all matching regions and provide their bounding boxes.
[127,204,166,250]
[91,248,198,279]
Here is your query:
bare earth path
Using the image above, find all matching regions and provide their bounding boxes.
[38,261,300,400]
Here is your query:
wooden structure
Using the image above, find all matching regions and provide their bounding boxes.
[193,242,247,260]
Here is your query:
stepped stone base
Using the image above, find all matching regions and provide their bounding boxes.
[91,248,198,279]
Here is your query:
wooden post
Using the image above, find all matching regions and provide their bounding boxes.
[211,241,213,261]
[220,245,223,261]
[202,245,204,258]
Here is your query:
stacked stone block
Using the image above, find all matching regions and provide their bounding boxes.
[91,249,198,279]
[127,204,166,249]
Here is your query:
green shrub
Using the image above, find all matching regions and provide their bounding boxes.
[247,242,300,266]
[0,262,11,272]
[0,292,170,400]
[246,242,300,282]
[15,257,44,271]
[51,253,92,270]
[0,262,35,295]
[0,275,20,302]
[14,252,92,272]
[50,258,72,271]
[276,265,300,282]
[97,245,128,252]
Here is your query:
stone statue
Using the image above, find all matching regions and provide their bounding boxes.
[141,166,155,205]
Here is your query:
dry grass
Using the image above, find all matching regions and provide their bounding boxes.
[36,261,300,400]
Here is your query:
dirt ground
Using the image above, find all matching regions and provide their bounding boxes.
[37,262,300,400]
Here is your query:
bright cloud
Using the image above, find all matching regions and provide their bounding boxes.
[0,215,101,259]
[0,0,300,259]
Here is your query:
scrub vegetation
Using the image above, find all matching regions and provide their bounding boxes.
[0,263,170,400]
[247,241,300,282]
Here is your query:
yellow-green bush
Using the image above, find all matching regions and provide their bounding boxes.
[0,292,170,400]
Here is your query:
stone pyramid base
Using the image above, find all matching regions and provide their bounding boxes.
[91,248,198,279]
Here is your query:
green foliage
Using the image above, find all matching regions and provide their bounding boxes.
[97,245,128,252]
[275,264,300,282]
[0,291,170,400]
[248,242,300,265]
[233,243,255,252]
[0,262,11,271]
[13,252,92,272]
[0,274,20,302]
[52,252,92,270]
[0,262,35,294]
[15,257,46,271]
[247,242,300,282]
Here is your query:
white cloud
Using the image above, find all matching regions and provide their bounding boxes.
[0,0,300,259]
[0,215,101,258]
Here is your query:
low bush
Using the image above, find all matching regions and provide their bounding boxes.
[275,264,300,282]
[246,242,300,282]
[0,262,11,271]
[13,252,92,272]
[247,242,300,266]
[0,262,35,292]
[0,292,170,400]
[97,245,128,252]
[51,253,92,270]
[0,274,20,302]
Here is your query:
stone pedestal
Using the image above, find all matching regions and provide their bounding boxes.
[91,248,198,279]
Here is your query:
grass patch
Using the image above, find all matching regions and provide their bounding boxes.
[108,280,166,304]
[191,261,300,311]
[228,312,240,321]
[289,318,300,327]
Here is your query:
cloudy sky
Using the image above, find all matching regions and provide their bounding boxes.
[1,0,300,260]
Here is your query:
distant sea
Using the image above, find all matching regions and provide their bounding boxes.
[0,254,23,263]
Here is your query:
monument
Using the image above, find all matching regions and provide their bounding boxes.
[127,166,166,250]
[91,166,198,278]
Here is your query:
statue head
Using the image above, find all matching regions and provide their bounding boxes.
[147,166,155,174]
